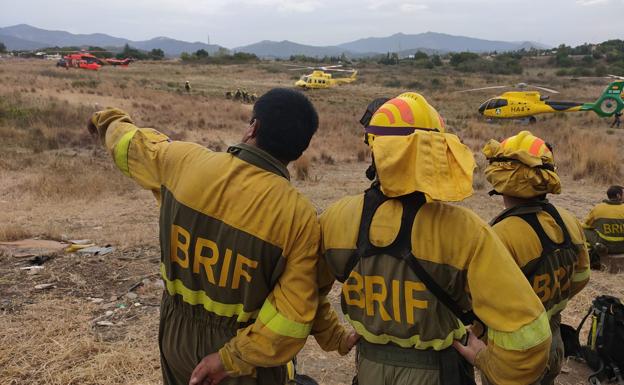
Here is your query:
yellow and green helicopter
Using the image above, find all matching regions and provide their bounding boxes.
[462,78,624,123]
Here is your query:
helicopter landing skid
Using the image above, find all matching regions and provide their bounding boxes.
[485,116,537,125]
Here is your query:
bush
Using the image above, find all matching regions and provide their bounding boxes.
[595,65,608,77]
[406,81,423,89]
[71,79,100,88]
[431,78,443,88]
[384,79,402,88]
[450,52,480,67]
[180,50,259,64]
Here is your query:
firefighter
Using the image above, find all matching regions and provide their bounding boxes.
[317,93,552,385]
[87,88,355,385]
[482,131,590,385]
[584,185,624,268]
[611,111,622,129]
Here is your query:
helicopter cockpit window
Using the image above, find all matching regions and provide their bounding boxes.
[487,99,508,109]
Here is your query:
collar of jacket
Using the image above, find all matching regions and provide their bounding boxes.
[603,199,623,205]
[489,199,549,226]
[227,143,290,180]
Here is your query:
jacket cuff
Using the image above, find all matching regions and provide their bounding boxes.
[218,346,255,377]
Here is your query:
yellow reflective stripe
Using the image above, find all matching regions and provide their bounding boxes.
[160,264,257,322]
[572,267,590,282]
[546,299,568,319]
[286,361,295,380]
[488,311,550,351]
[113,129,137,176]
[257,299,312,339]
[597,232,624,242]
[345,315,465,350]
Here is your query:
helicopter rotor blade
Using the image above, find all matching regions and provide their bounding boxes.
[529,85,559,94]
[457,85,510,93]
[282,64,315,70]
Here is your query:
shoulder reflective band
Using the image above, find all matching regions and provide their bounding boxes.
[114,129,138,176]
[258,299,312,339]
[488,311,551,351]
[160,264,258,322]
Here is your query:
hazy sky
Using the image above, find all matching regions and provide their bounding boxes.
[1,0,622,48]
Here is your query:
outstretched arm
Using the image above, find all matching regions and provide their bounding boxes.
[89,108,171,198]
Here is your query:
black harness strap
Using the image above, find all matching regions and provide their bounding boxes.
[492,202,575,278]
[345,186,478,326]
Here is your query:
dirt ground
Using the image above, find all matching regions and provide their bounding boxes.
[1,58,623,385]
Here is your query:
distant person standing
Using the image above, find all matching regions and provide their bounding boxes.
[184,81,191,93]
[611,112,622,129]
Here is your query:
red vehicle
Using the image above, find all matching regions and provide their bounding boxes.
[56,52,134,70]
[58,52,102,70]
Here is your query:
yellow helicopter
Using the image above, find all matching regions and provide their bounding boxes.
[285,65,357,89]
[461,80,624,123]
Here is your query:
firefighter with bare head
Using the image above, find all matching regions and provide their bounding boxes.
[584,185,624,269]
[88,88,356,385]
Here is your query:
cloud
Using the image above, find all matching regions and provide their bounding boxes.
[366,0,428,12]
[576,0,609,5]
[400,3,428,12]
[241,0,323,12]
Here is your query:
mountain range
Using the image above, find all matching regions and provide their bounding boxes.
[0,24,550,58]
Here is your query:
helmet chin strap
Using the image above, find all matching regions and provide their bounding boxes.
[365,163,376,181]
[366,155,377,181]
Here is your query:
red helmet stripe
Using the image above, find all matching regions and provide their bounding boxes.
[387,98,415,125]
[529,138,545,156]
[377,107,396,124]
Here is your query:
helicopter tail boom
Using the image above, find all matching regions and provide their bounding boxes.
[582,80,624,117]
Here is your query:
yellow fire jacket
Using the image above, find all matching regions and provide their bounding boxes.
[91,108,334,376]
[319,193,552,385]
[492,204,590,320]
[584,200,624,253]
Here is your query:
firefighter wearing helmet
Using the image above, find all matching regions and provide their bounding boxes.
[316,93,552,385]
[482,131,590,385]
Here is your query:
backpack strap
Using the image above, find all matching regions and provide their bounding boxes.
[345,186,478,326]
[341,186,423,281]
[401,247,478,326]
[492,201,576,278]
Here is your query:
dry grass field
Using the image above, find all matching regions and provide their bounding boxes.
[1,58,623,385]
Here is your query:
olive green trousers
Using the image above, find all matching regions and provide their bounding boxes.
[354,341,475,385]
[159,293,287,385]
